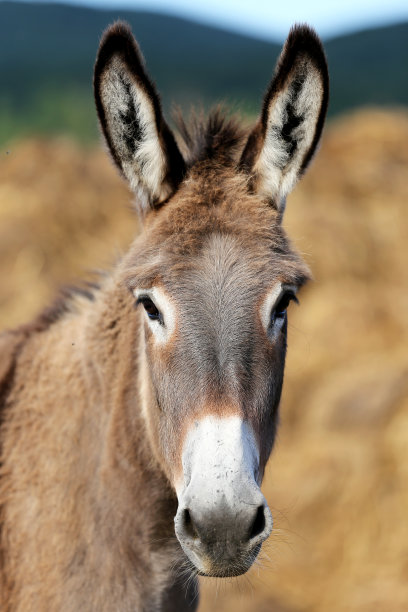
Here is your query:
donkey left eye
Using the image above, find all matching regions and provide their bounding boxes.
[271,291,298,326]
[136,297,162,323]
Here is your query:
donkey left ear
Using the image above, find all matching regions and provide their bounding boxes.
[240,25,329,211]
[94,22,186,214]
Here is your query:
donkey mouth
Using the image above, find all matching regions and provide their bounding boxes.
[194,543,262,578]
[180,542,263,578]
[175,519,267,579]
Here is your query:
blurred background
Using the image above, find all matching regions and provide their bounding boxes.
[1,1,408,610]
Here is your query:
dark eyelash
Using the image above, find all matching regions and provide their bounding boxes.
[275,291,299,314]
[271,290,299,326]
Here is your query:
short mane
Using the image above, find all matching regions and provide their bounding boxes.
[174,107,248,167]
[3,283,99,344]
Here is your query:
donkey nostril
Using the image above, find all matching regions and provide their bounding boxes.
[182,508,199,540]
[249,505,266,540]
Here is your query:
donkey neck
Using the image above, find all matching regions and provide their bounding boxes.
[78,272,191,608]
[2,271,190,610]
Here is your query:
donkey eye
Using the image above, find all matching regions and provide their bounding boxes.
[137,297,162,323]
[271,291,298,326]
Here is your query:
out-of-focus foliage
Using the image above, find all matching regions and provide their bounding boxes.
[0,109,407,611]
[1,1,408,143]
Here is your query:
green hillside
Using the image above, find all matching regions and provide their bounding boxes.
[326,23,408,114]
[0,1,407,143]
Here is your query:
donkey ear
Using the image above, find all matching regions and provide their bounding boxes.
[94,22,186,213]
[240,25,329,211]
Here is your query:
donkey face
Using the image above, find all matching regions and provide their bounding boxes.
[94,23,328,577]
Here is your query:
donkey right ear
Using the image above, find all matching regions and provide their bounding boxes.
[94,22,186,214]
[240,25,329,212]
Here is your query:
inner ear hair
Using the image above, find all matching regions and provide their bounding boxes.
[94,22,185,211]
[240,24,329,209]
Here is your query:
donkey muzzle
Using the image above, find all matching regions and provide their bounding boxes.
[174,416,273,577]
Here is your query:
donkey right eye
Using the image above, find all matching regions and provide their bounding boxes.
[136,297,162,323]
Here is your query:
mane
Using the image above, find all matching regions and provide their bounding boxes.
[173,107,248,167]
[4,282,99,342]
[0,282,100,416]
[28,283,100,333]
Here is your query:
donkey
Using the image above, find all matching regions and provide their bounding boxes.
[0,22,328,612]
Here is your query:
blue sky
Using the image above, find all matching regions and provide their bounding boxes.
[14,0,408,39]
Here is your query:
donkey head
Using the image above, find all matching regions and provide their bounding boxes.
[94,23,328,578]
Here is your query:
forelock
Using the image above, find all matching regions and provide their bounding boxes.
[173,107,247,167]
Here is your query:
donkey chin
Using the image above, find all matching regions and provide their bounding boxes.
[173,416,273,577]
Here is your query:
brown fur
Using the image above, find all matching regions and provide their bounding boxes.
[0,22,328,611]
[0,281,193,611]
